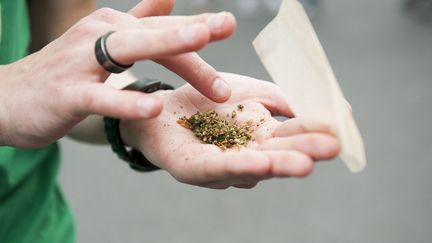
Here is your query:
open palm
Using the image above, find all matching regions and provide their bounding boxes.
[121,73,340,189]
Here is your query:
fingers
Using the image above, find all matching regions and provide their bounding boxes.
[76,84,163,119]
[257,135,340,160]
[106,24,211,66]
[174,150,271,185]
[170,149,315,188]
[219,73,294,117]
[263,151,314,177]
[139,12,237,41]
[272,118,336,137]
[252,118,340,161]
[138,12,237,103]
[128,0,175,17]
[90,8,236,103]
[156,53,231,103]
[198,150,313,189]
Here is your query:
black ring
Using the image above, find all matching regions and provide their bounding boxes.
[95,31,134,73]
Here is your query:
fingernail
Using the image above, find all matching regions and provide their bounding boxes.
[211,78,231,101]
[179,24,202,43]
[137,97,158,118]
[207,12,227,32]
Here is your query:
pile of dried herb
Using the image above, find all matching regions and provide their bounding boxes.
[177,110,252,150]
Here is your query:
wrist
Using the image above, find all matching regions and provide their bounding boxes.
[118,119,138,149]
[118,89,173,149]
[104,79,174,172]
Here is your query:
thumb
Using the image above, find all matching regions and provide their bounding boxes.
[128,0,175,18]
[77,84,163,119]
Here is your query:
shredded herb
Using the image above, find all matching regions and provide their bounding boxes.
[177,110,252,150]
[237,104,244,111]
[231,110,237,119]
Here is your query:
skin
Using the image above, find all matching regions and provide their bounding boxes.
[120,73,340,189]
[0,0,236,147]
[1,0,341,189]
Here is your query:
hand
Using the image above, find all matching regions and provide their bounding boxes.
[0,0,236,147]
[120,73,340,189]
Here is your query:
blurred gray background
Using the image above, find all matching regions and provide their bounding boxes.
[59,0,432,242]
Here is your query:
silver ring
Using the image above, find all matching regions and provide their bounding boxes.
[95,31,134,73]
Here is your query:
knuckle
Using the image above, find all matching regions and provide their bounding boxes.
[308,134,340,159]
[190,62,217,83]
[316,122,332,133]
[197,13,212,21]
[93,7,117,18]
[158,32,178,52]
[167,29,203,52]
[45,81,81,119]
[305,134,322,148]
[77,88,96,115]
[70,19,102,40]
[296,122,307,134]
[92,7,129,24]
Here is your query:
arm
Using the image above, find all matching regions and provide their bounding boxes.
[28,0,109,144]
[0,0,237,147]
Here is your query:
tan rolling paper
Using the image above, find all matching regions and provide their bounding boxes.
[253,0,366,172]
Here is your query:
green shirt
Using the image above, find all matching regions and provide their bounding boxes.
[0,0,75,242]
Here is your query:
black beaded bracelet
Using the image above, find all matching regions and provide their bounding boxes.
[104,78,174,172]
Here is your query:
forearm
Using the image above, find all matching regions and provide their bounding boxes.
[1,1,232,148]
